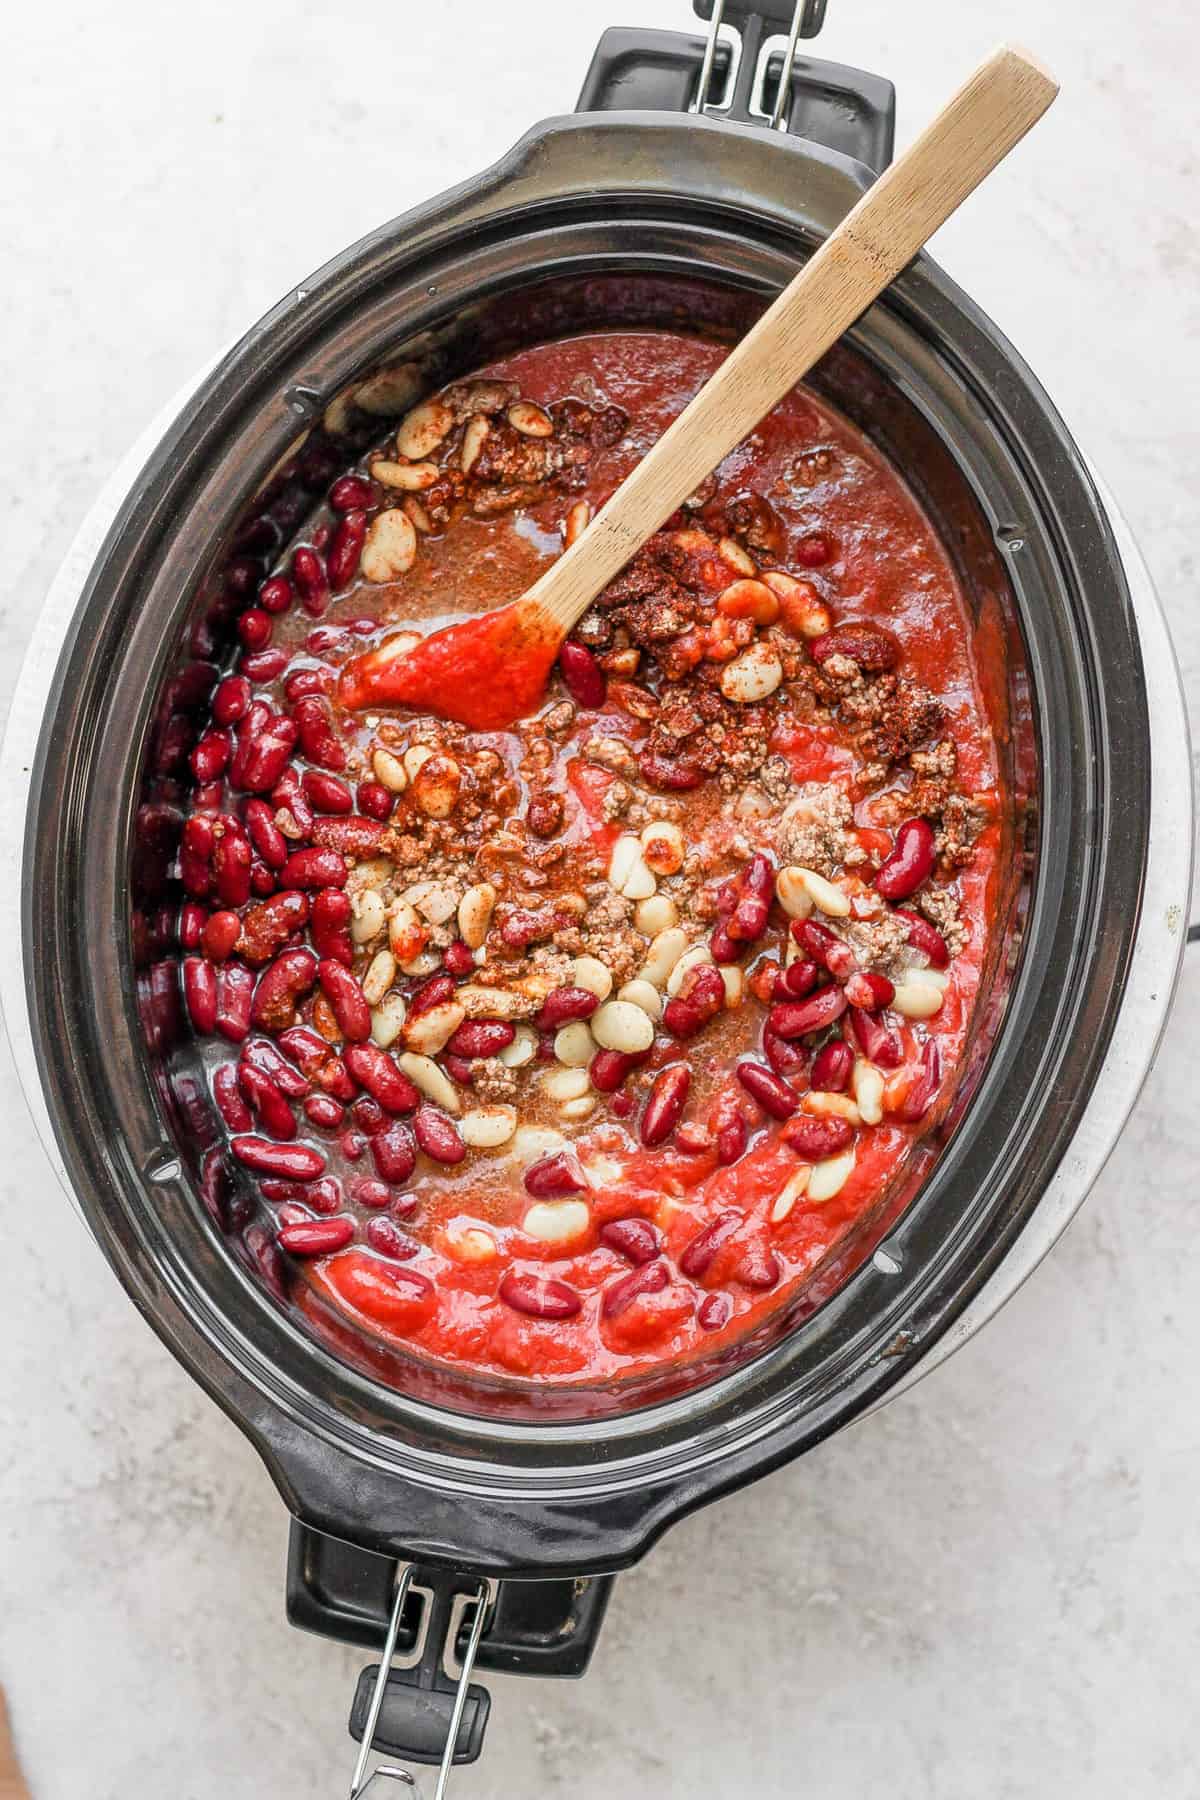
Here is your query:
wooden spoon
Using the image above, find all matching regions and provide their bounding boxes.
[339,44,1057,730]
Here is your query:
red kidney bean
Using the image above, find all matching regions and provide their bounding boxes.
[330,474,375,512]
[357,780,394,822]
[446,1019,515,1059]
[317,959,370,1041]
[310,888,353,965]
[524,1152,588,1198]
[179,903,207,955]
[664,964,725,1038]
[213,1061,252,1131]
[291,696,346,771]
[781,1114,855,1160]
[894,908,950,968]
[405,974,453,1019]
[778,958,820,999]
[279,1217,354,1256]
[190,728,231,784]
[590,1048,649,1093]
[810,623,899,671]
[291,545,329,616]
[302,770,352,814]
[200,910,241,962]
[735,1238,781,1290]
[236,715,298,795]
[343,1043,420,1114]
[844,970,895,1011]
[352,1096,385,1134]
[278,1023,334,1076]
[243,798,288,869]
[599,1217,661,1265]
[260,1178,303,1204]
[717,1113,749,1166]
[698,1291,732,1332]
[193,780,224,813]
[442,939,475,977]
[640,1064,691,1147]
[610,1090,635,1118]
[249,859,276,897]
[500,1271,582,1321]
[312,816,384,858]
[232,1135,325,1179]
[351,1176,392,1210]
[638,750,704,792]
[212,831,252,908]
[305,1093,345,1129]
[763,1030,808,1082]
[282,848,348,890]
[180,814,215,896]
[306,1177,343,1215]
[239,1063,297,1139]
[283,667,333,703]
[318,1055,356,1102]
[240,647,290,684]
[875,818,936,902]
[238,608,272,651]
[769,986,847,1040]
[536,986,599,1031]
[443,1054,475,1086]
[212,674,251,726]
[793,918,856,980]
[710,922,739,963]
[273,774,315,838]
[340,1130,366,1162]
[258,574,294,615]
[811,1039,854,1093]
[328,510,367,590]
[242,1036,309,1097]
[237,889,309,964]
[558,642,607,709]
[370,1121,417,1185]
[898,1037,942,1122]
[365,1216,418,1260]
[847,1005,903,1069]
[215,963,254,1041]
[679,1212,741,1280]
[251,947,318,1031]
[602,1260,669,1319]
[499,906,555,950]
[736,1060,799,1119]
[413,1106,465,1165]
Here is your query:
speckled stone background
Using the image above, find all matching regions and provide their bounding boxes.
[3,2,1198,1795]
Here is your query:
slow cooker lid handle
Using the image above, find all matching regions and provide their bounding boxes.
[347,1563,494,1800]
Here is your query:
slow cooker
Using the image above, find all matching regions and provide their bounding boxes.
[2,1,1193,1791]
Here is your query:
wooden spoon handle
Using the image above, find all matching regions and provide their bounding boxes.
[528,43,1058,638]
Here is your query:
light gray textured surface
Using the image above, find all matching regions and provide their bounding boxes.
[2,2,1198,1796]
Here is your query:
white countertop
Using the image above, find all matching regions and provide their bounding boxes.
[3,2,1198,1795]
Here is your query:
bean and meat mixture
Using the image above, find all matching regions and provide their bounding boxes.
[178,330,1001,1385]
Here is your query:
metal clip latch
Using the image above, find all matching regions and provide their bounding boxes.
[348,1564,496,1800]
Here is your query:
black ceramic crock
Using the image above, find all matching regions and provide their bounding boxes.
[13,2,1165,1771]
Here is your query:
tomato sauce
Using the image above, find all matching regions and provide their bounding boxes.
[181,329,1004,1395]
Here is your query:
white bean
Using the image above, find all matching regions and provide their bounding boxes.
[666,943,713,997]
[497,1024,538,1068]
[853,1060,885,1126]
[360,509,417,583]
[361,949,397,1007]
[771,1167,811,1224]
[617,979,663,1021]
[803,1091,861,1124]
[402,1001,465,1057]
[370,993,407,1049]
[640,820,685,876]
[444,1220,498,1263]
[351,888,387,944]
[458,882,497,949]
[522,1199,590,1243]
[591,1000,655,1054]
[372,748,408,793]
[396,398,453,459]
[799,867,851,918]
[776,866,815,919]
[640,927,689,990]
[634,893,678,936]
[541,1065,592,1103]
[808,1148,856,1203]
[397,1051,461,1114]
[459,1105,517,1149]
[571,955,614,1000]
[720,642,783,704]
[719,965,744,1007]
[891,980,945,1020]
[554,1022,595,1067]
